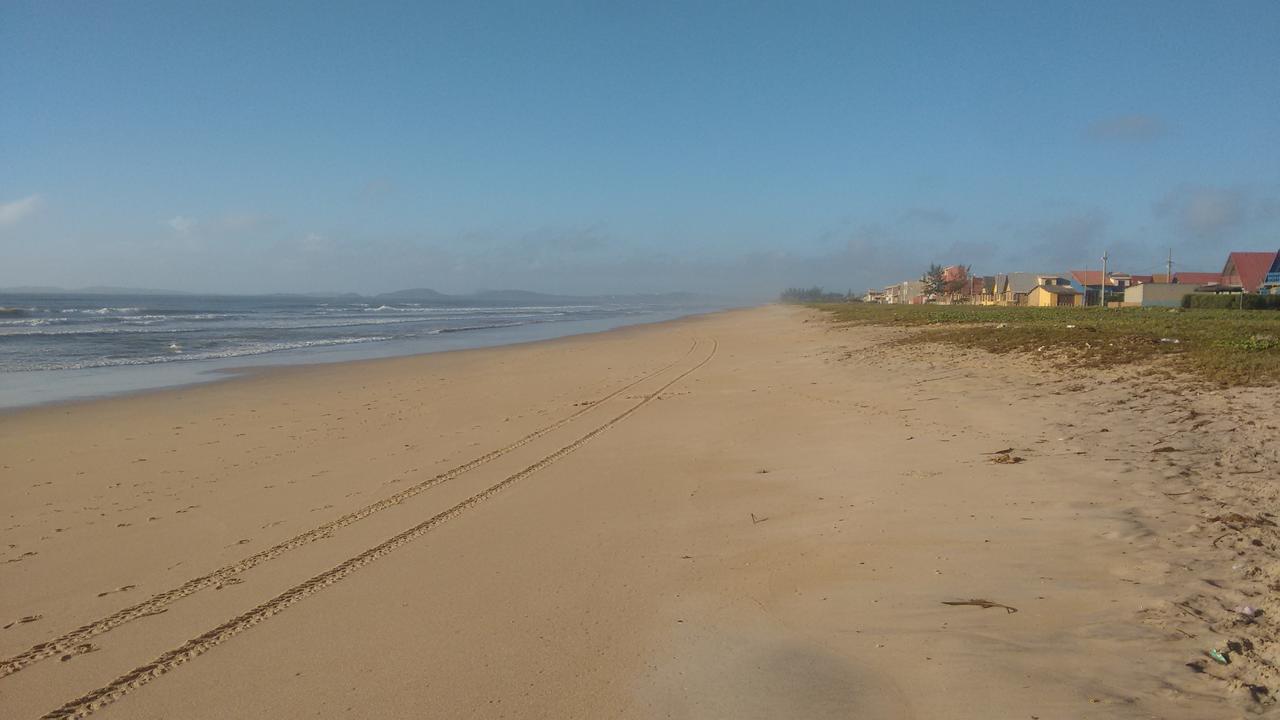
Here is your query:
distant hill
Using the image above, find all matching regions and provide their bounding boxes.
[471,289,582,303]
[0,286,65,294]
[375,288,449,300]
[263,291,364,299]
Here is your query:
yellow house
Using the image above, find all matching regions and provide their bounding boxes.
[1028,276,1083,307]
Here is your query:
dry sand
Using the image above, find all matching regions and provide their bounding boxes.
[2,305,1277,718]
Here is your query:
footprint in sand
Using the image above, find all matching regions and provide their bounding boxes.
[60,643,99,661]
[97,584,137,598]
[2,614,43,630]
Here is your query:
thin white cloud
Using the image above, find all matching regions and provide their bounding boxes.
[0,194,43,226]
[166,215,197,235]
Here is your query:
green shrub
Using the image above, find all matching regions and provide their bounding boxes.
[1183,293,1280,310]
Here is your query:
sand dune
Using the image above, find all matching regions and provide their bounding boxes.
[2,306,1275,718]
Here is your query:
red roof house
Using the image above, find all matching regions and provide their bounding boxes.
[1070,270,1101,286]
[1148,271,1224,285]
[1222,251,1280,293]
[1171,272,1224,285]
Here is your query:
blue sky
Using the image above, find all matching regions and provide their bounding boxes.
[2,1,1278,296]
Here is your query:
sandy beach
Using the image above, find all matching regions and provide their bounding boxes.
[2,305,1277,719]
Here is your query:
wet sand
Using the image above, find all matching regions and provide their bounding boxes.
[2,305,1275,718]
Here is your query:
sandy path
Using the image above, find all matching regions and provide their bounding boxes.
[1,306,1268,718]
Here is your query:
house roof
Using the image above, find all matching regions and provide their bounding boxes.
[1172,270,1218,284]
[1070,270,1144,287]
[1070,270,1107,286]
[1222,251,1279,292]
[1036,284,1080,295]
[1070,270,1093,285]
[1005,272,1045,294]
[1152,271,1218,283]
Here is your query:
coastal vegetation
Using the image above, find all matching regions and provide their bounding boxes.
[1183,293,1280,310]
[815,302,1280,386]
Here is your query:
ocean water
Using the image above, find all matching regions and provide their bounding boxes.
[0,293,720,409]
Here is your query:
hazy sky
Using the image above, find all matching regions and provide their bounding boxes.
[2,2,1278,297]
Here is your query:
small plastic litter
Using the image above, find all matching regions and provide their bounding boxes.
[1235,605,1258,618]
[1065,324,1076,329]
[1159,337,1181,344]
[1208,648,1229,665]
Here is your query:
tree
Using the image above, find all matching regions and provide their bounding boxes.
[943,264,971,295]
[921,264,946,295]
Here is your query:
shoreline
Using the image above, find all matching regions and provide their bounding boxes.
[0,306,736,415]
[1,305,1273,718]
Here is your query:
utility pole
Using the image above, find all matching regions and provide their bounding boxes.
[1167,249,1173,283]
[1100,250,1108,307]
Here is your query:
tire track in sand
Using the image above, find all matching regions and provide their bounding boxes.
[0,339,698,681]
[40,339,717,719]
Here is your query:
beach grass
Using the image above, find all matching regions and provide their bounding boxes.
[814,303,1280,386]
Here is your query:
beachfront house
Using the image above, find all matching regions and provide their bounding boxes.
[1221,251,1278,294]
[941,265,968,299]
[932,267,996,304]
[985,275,1006,305]
[1027,276,1082,307]
[1149,271,1223,285]
[989,272,1045,306]
[952,274,989,304]
[1069,270,1146,306]
[882,280,924,304]
[1260,251,1280,296]
[973,275,998,305]
[1123,282,1202,308]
